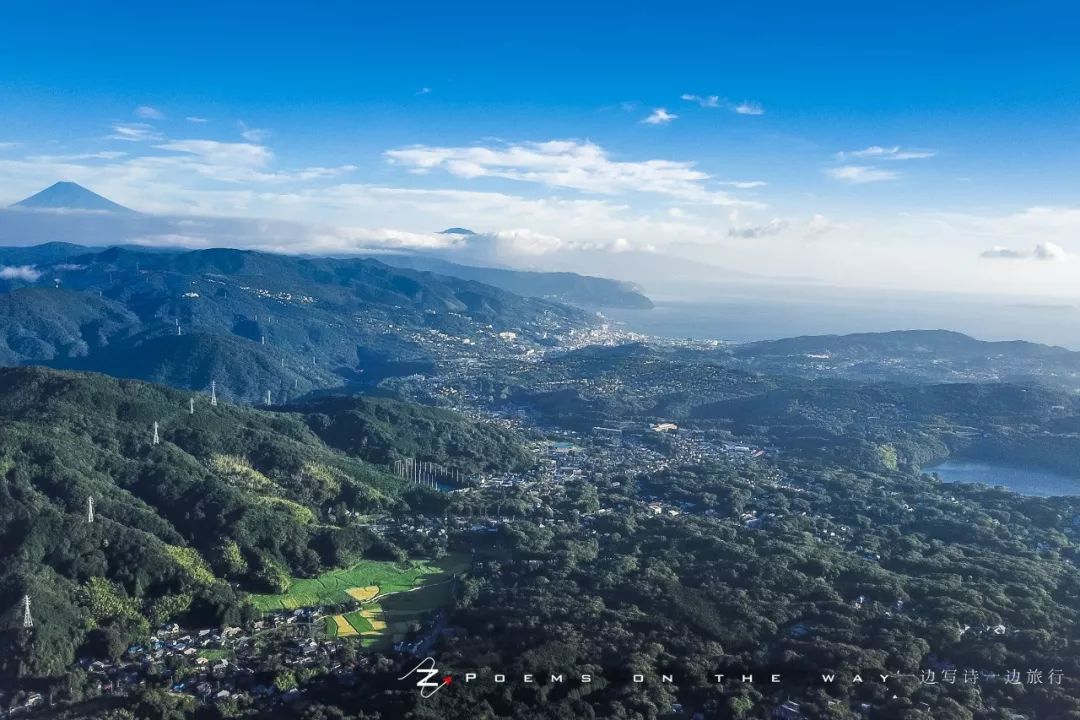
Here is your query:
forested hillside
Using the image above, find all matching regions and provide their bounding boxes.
[0,244,592,402]
[294,395,532,473]
[729,329,1080,391]
[0,367,483,681]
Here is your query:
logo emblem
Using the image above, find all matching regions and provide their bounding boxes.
[399,657,452,698]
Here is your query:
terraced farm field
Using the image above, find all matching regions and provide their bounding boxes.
[248,555,466,613]
[314,575,460,645]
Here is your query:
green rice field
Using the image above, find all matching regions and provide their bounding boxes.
[248,555,466,613]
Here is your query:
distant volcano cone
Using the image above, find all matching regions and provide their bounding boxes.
[11,181,136,214]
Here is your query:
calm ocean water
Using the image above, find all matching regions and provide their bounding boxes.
[603,292,1080,349]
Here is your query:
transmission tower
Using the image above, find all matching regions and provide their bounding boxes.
[265,390,272,407]
[87,496,95,524]
[211,381,218,407]
[22,595,32,628]
[152,422,160,445]
[176,318,182,336]
[190,397,195,415]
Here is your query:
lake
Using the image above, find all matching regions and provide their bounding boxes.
[924,460,1080,497]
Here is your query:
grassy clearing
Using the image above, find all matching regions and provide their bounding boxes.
[247,554,466,613]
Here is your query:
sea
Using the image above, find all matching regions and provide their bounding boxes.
[602,290,1080,349]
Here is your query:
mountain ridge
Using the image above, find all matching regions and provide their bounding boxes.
[367,252,654,309]
[11,182,135,214]
[0,244,594,402]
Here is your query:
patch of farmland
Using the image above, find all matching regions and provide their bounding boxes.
[333,615,358,637]
[248,555,467,613]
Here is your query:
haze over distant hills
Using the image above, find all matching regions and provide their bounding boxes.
[370,251,654,309]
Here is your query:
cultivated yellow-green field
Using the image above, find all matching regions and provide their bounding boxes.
[331,614,357,637]
[247,555,466,613]
[345,586,380,602]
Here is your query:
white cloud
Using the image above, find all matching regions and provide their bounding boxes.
[140,139,355,185]
[842,145,936,161]
[128,233,211,249]
[728,218,788,238]
[719,180,767,189]
[0,142,21,150]
[27,151,127,162]
[486,229,567,255]
[642,108,678,125]
[135,106,165,120]
[475,229,633,256]
[680,95,765,116]
[239,122,270,142]
[0,127,754,274]
[186,116,210,123]
[732,101,764,116]
[681,94,721,108]
[416,87,432,95]
[155,139,275,175]
[294,165,359,180]
[825,165,900,183]
[384,139,755,206]
[982,242,1068,261]
[0,265,42,281]
[807,213,844,235]
[980,246,1028,259]
[109,123,163,142]
[1034,241,1067,261]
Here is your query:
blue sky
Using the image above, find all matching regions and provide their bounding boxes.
[2,1,1080,295]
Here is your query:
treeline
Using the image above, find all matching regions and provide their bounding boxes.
[294,394,530,474]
